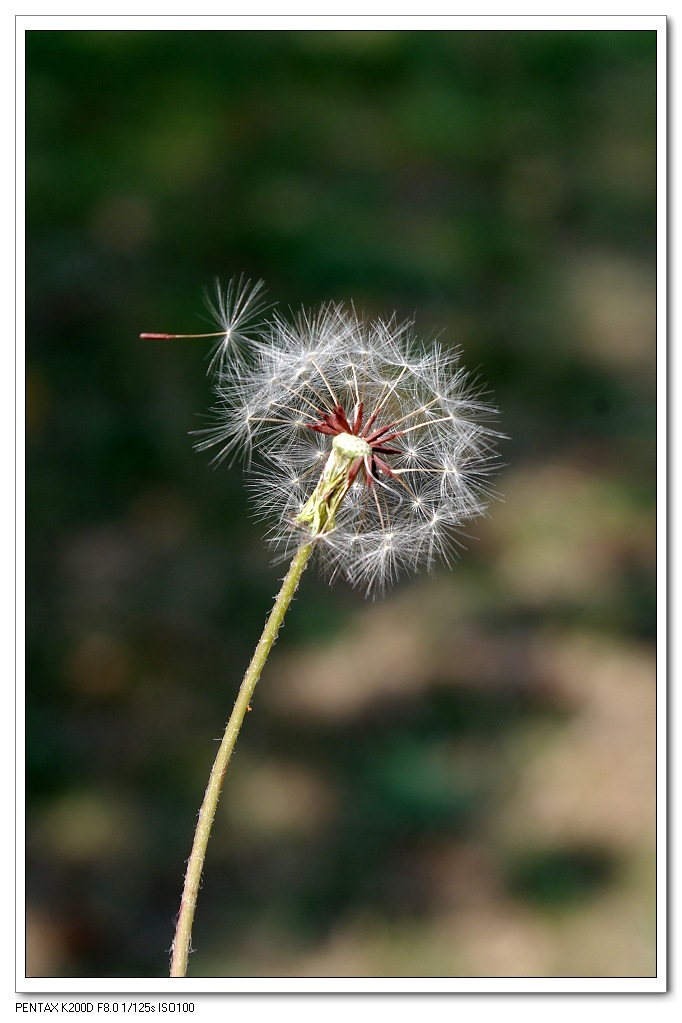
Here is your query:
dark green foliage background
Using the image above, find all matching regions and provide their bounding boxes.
[25,29,657,979]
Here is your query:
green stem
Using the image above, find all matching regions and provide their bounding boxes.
[169,542,314,978]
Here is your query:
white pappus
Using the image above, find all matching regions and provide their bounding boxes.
[185,277,501,595]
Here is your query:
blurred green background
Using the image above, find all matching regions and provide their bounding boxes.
[25,29,657,979]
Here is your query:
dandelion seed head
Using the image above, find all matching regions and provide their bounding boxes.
[189,280,500,594]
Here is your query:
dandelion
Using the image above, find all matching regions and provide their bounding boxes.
[197,298,499,593]
[141,279,499,976]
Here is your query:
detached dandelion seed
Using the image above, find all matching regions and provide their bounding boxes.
[141,279,500,977]
[203,275,269,377]
[140,275,268,379]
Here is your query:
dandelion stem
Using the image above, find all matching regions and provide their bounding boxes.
[169,541,314,978]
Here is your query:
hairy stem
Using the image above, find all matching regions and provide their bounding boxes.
[170,542,314,978]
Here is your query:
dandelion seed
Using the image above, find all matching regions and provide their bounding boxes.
[203,275,269,376]
[141,276,268,380]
